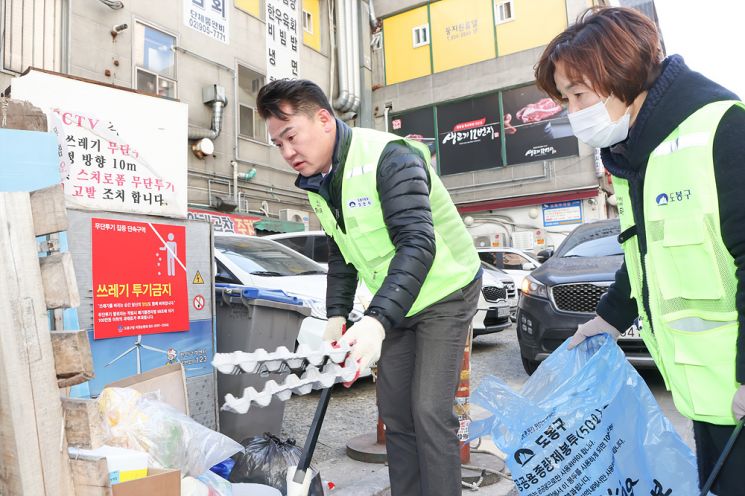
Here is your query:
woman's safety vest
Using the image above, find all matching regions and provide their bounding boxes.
[613,100,742,424]
[308,127,480,317]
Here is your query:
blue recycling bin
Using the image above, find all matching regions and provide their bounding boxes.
[215,285,310,442]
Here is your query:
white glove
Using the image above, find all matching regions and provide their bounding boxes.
[323,316,346,343]
[733,384,745,420]
[338,316,385,384]
[567,315,621,350]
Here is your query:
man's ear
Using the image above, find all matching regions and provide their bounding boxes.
[318,108,335,132]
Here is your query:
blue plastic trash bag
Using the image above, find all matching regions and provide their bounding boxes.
[470,335,699,496]
[210,458,236,479]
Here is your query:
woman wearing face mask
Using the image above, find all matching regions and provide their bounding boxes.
[535,6,745,495]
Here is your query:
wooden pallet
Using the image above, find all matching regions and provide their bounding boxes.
[0,184,106,496]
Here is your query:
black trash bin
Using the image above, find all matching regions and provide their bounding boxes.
[216,285,310,442]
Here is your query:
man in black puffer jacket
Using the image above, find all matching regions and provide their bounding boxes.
[257,79,481,496]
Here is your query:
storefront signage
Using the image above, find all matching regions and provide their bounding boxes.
[266,0,301,81]
[502,84,579,166]
[184,0,230,44]
[543,200,583,227]
[437,92,503,175]
[187,208,261,235]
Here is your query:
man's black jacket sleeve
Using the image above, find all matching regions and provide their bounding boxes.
[364,142,436,331]
[325,236,358,319]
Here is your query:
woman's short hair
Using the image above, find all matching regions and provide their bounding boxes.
[535,7,663,105]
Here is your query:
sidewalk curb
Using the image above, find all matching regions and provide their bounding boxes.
[315,452,516,495]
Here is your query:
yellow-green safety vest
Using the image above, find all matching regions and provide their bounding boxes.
[308,127,480,317]
[613,100,743,424]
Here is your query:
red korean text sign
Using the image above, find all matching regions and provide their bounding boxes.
[92,218,188,339]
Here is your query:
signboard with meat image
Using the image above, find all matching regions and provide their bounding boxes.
[436,92,503,175]
[389,106,440,168]
[389,107,436,149]
[502,84,579,165]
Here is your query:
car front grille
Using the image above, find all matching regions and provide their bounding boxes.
[551,283,609,313]
[482,283,517,303]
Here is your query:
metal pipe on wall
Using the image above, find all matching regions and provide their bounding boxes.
[188,169,308,201]
[351,0,361,113]
[367,0,378,30]
[343,0,354,112]
[333,0,350,111]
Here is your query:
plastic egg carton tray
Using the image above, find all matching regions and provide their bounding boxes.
[211,342,351,376]
[220,360,358,413]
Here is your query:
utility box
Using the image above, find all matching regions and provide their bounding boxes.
[215,286,310,442]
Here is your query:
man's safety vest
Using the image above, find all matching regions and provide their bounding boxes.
[308,127,480,317]
[613,100,743,424]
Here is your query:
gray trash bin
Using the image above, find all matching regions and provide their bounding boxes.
[216,286,310,442]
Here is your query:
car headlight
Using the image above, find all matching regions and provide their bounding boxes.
[521,275,549,299]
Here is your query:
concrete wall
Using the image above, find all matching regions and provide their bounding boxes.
[64,0,326,219]
[3,0,380,228]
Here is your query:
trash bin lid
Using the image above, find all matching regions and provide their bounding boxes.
[216,284,304,306]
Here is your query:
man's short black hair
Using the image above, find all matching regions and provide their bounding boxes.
[256,79,334,121]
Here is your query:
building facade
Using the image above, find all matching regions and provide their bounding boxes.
[370,0,607,251]
[1,0,660,243]
[0,0,376,233]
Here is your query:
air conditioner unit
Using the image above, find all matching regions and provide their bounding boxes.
[279,209,310,231]
[512,231,536,250]
[473,236,491,248]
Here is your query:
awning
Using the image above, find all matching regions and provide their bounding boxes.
[456,188,599,213]
[253,217,305,233]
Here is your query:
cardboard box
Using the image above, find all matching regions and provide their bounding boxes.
[106,362,188,414]
[112,468,180,496]
[69,445,148,484]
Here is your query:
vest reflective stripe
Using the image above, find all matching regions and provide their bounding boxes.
[309,127,480,317]
[650,132,710,157]
[614,100,742,424]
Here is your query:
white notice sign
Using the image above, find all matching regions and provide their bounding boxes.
[184,0,229,44]
[11,70,188,218]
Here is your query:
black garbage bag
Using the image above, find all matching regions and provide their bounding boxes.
[229,433,324,496]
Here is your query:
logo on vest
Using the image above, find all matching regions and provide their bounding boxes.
[348,196,373,208]
[656,190,692,206]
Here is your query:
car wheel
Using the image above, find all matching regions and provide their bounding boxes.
[521,356,539,375]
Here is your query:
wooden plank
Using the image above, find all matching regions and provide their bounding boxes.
[0,191,75,496]
[51,330,94,387]
[69,456,112,496]
[30,184,67,236]
[39,252,80,309]
[61,398,108,450]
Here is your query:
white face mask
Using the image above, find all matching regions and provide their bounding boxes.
[568,96,631,148]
